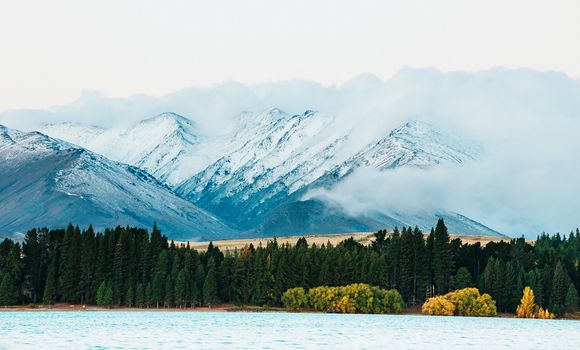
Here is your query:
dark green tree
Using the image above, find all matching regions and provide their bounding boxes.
[551,262,570,314]
[22,229,43,304]
[451,267,473,290]
[126,285,134,308]
[0,273,16,306]
[164,275,174,308]
[96,280,108,306]
[151,272,164,308]
[42,263,57,306]
[135,283,145,308]
[175,268,189,308]
[564,282,578,315]
[432,219,454,294]
[203,258,218,307]
[59,224,81,303]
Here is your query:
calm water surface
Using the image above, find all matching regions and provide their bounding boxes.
[0,311,578,349]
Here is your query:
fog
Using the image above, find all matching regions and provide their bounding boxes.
[1,67,579,236]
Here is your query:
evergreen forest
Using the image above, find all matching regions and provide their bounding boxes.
[0,219,578,317]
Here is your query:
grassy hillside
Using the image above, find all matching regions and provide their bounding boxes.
[179,231,516,251]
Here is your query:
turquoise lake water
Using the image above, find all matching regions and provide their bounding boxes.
[0,311,578,349]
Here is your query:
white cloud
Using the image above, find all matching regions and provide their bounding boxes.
[1,1,580,110]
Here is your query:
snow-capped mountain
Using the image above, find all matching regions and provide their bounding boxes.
[6,68,579,236]
[347,121,480,170]
[0,124,235,240]
[36,107,501,237]
[175,108,353,220]
[173,111,493,235]
[40,112,202,185]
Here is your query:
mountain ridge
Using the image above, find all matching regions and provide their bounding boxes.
[0,124,236,240]
[32,109,500,237]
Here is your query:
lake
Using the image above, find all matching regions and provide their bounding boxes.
[0,311,578,349]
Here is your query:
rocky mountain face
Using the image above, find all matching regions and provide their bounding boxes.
[0,124,236,241]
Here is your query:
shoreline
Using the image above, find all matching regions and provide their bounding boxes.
[2,304,578,320]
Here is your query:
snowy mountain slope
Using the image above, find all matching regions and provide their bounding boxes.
[0,124,236,240]
[348,120,479,170]
[175,108,355,220]
[174,110,484,233]
[37,107,497,236]
[39,112,202,185]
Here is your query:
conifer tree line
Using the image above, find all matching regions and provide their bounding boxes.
[0,220,578,316]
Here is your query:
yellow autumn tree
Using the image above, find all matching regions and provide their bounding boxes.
[516,286,536,318]
[422,296,455,316]
[422,288,496,316]
[515,286,555,319]
[295,284,404,314]
[536,307,555,319]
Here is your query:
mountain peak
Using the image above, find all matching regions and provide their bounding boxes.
[139,112,197,129]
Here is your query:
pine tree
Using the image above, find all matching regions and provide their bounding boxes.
[42,263,57,307]
[387,228,400,289]
[150,222,164,264]
[398,227,414,303]
[135,283,145,308]
[96,281,108,306]
[22,229,42,304]
[263,254,276,306]
[126,285,134,308]
[203,258,218,307]
[151,272,164,308]
[103,285,114,308]
[164,275,174,308]
[59,224,81,303]
[411,227,427,304]
[492,259,506,311]
[432,219,454,294]
[175,268,189,308]
[229,251,244,305]
[192,263,205,306]
[145,283,152,308]
[550,261,570,315]
[113,231,129,306]
[425,229,435,297]
[79,225,96,304]
[451,267,472,290]
[564,282,578,315]
[218,255,234,302]
[504,262,518,312]
[0,273,16,306]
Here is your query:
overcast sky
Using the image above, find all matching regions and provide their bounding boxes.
[1,0,579,110]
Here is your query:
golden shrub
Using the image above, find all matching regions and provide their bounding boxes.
[422,296,455,316]
[536,307,555,319]
[422,288,496,316]
[281,287,308,311]
[292,284,404,314]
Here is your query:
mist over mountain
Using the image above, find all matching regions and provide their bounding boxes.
[1,67,579,236]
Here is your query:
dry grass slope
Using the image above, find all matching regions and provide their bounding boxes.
[177,232,517,251]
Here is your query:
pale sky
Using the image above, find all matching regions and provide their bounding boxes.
[1,0,579,110]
